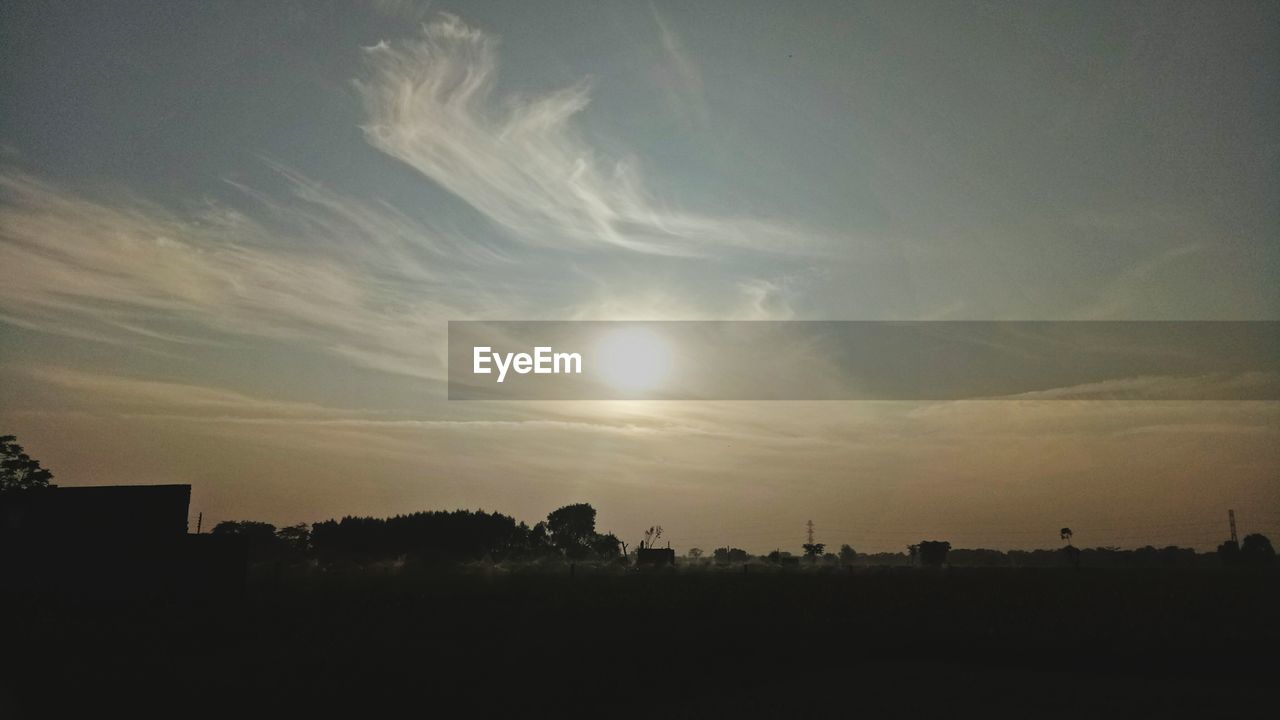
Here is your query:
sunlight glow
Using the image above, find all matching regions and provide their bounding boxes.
[594,327,672,394]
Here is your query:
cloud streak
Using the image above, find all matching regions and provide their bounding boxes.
[356,14,819,257]
[650,4,712,128]
[0,169,467,379]
[0,13,834,384]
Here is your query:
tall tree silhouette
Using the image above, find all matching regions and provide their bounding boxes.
[839,544,857,565]
[802,542,826,563]
[0,434,55,492]
[546,503,617,559]
[1240,533,1276,566]
[1216,539,1241,565]
[917,541,951,567]
[1061,528,1081,568]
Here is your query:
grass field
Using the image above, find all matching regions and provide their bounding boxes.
[3,565,1277,715]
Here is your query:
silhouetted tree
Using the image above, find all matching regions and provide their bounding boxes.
[546,503,598,558]
[530,521,552,552]
[310,509,530,563]
[1059,527,1079,567]
[839,544,857,565]
[276,523,311,554]
[801,542,825,562]
[213,520,282,560]
[1217,540,1241,566]
[917,540,950,567]
[212,520,277,540]
[590,532,623,560]
[1240,533,1276,566]
[533,503,623,560]
[0,434,54,492]
[687,547,703,560]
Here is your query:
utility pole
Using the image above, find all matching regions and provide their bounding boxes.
[806,519,815,545]
[1228,509,1238,545]
[196,511,202,534]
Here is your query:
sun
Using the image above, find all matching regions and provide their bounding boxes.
[594,327,672,394]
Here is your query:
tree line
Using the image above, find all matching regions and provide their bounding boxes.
[3,433,1274,568]
[211,502,624,564]
[686,537,1277,569]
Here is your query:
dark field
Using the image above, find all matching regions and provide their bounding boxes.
[3,565,1277,715]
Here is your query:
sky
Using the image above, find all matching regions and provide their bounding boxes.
[1,0,1277,552]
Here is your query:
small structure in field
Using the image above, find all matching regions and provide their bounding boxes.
[634,525,675,567]
[635,547,676,567]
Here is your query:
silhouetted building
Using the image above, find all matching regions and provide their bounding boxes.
[0,484,244,595]
[1,484,191,541]
[636,547,676,567]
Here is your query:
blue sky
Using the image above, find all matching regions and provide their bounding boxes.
[1,1,1277,550]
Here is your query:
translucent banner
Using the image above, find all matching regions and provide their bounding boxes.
[447,321,1280,400]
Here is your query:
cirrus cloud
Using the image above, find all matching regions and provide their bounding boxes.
[356,14,824,257]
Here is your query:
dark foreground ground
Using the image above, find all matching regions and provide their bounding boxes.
[2,565,1277,716]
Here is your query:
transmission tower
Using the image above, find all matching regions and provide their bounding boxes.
[1229,509,1238,545]
[806,519,815,545]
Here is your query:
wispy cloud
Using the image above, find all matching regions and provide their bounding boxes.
[650,4,712,128]
[1071,243,1204,320]
[738,277,800,320]
[0,12,833,380]
[0,169,469,378]
[14,365,738,441]
[1001,371,1280,401]
[21,366,354,418]
[355,14,819,257]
